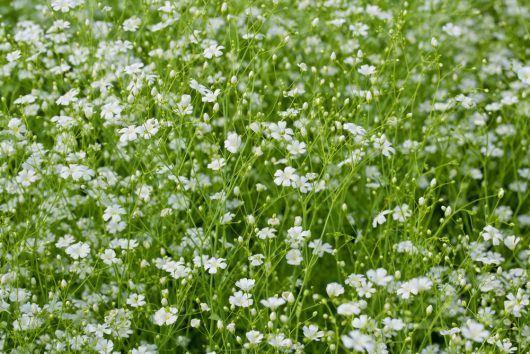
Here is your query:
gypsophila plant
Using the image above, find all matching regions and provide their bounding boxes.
[0,0,530,353]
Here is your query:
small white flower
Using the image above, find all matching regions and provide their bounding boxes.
[229,291,253,308]
[118,125,141,143]
[153,307,178,326]
[326,282,345,297]
[461,319,489,343]
[504,235,520,250]
[274,166,297,187]
[372,210,391,228]
[123,17,141,32]
[99,249,119,265]
[358,64,376,76]
[65,242,90,260]
[203,42,224,59]
[517,66,530,85]
[246,330,263,345]
[126,293,146,308]
[16,169,39,187]
[235,278,256,291]
[224,132,242,153]
[208,158,226,171]
[303,324,324,341]
[6,50,21,62]
[51,0,80,12]
[286,249,303,265]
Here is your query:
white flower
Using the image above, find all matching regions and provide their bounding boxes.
[224,132,242,153]
[303,324,324,341]
[190,319,201,328]
[326,282,345,297]
[503,235,520,250]
[56,88,79,106]
[204,257,227,274]
[358,64,376,76]
[203,42,224,59]
[126,294,146,308]
[6,50,21,62]
[461,319,489,343]
[341,330,376,352]
[56,235,75,248]
[517,66,530,85]
[16,169,39,187]
[99,249,119,265]
[260,295,286,310]
[392,204,411,222]
[208,158,226,171]
[246,330,263,345]
[153,307,178,326]
[504,289,529,317]
[286,249,303,265]
[202,89,221,103]
[257,227,277,239]
[397,280,419,299]
[268,121,293,141]
[123,17,141,32]
[103,204,125,222]
[65,242,90,259]
[8,118,27,139]
[118,125,141,143]
[274,166,297,187]
[95,338,114,354]
[337,302,362,316]
[229,291,253,308]
[366,268,393,286]
[51,0,80,13]
[482,225,503,246]
[372,210,391,228]
[308,239,333,257]
[235,278,256,291]
[382,317,405,333]
[267,333,292,349]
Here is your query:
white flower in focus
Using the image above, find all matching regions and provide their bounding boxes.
[229,291,253,308]
[153,307,178,326]
[65,242,90,259]
[286,249,303,265]
[235,278,255,291]
[274,166,297,187]
[224,132,242,153]
[203,42,224,59]
[303,324,324,341]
